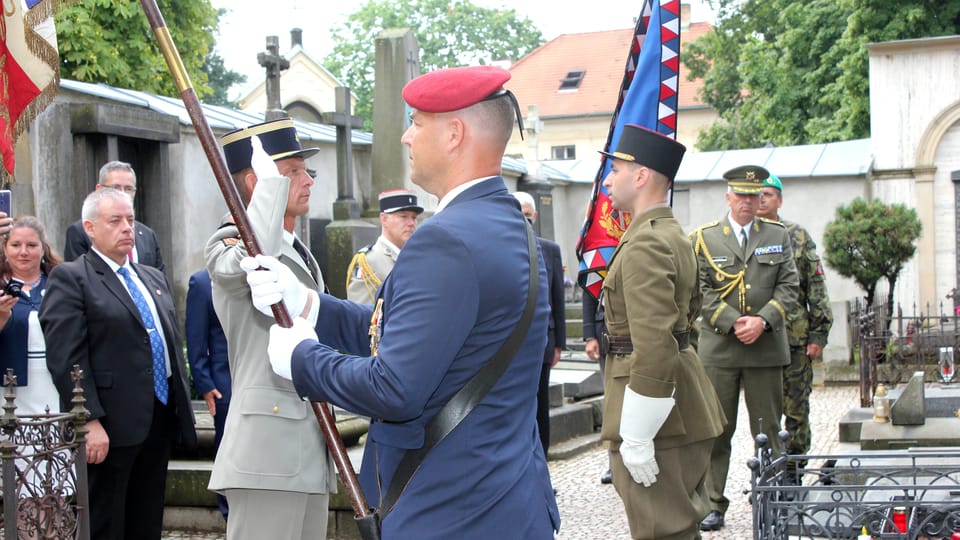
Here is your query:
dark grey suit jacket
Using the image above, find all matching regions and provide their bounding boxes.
[39,253,195,448]
[540,237,566,362]
[63,219,165,272]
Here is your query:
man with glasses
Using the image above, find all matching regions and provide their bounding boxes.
[63,161,165,271]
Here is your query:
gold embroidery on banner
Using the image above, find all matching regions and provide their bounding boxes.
[598,200,630,240]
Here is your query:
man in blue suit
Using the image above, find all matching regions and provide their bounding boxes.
[242,65,560,539]
[185,267,230,520]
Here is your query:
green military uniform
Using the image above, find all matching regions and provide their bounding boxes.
[604,205,726,540]
[779,219,832,455]
[760,174,833,459]
[691,167,799,519]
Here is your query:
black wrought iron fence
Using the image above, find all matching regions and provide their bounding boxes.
[850,299,960,408]
[750,433,960,540]
[0,366,90,540]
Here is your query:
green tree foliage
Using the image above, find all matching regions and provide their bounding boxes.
[324,0,544,128]
[56,0,219,99]
[823,198,922,308]
[684,0,960,150]
[202,51,247,107]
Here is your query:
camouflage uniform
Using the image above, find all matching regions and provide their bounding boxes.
[780,219,832,457]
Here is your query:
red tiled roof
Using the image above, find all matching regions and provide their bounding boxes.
[506,22,712,118]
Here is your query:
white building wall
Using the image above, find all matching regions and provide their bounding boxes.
[934,123,960,302]
[870,37,960,171]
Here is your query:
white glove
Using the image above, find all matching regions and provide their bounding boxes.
[241,254,310,317]
[267,317,318,380]
[619,387,675,487]
[250,134,280,179]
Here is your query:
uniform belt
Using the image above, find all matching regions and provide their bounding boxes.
[601,331,690,355]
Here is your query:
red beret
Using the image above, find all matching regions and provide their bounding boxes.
[402,66,512,113]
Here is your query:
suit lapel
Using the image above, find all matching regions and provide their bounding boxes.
[85,253,144,327]
[721,226,743,263]
[281,241,319,288]
[134,223,144,255]
[134,263,173,336]
[743,221,762,263]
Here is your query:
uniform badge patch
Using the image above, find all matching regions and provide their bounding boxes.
[221,237,240,247]
[754,245,783,256]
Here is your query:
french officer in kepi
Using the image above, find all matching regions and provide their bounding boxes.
[690,164,799,532]
[346,189,423,304]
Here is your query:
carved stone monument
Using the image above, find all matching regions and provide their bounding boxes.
[370,28,420,216]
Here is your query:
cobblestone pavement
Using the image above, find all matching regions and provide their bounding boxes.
[162,384,860,540]
[551,384,859,539]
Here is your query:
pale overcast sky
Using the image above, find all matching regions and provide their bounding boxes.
[210,0,716,99]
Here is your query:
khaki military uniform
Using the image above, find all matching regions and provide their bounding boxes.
[691,215,799,515]
[204,176,337,539]
[780,219,832,457]
[602,206,726,539]
[345,236,399,304]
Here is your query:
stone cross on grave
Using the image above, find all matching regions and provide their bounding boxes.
[322,86,377,298]
[258,35,290,121]
[321,86,364,220]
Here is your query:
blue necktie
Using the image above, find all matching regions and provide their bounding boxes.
[117,266,169,404]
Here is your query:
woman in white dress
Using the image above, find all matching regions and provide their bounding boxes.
[0,216,66,537]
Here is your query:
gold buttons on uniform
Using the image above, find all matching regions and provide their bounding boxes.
[746,307,752,312]
[273,405,279,414]
[746,284,751,290]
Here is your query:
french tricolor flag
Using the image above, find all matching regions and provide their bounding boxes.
[0,0,63,178]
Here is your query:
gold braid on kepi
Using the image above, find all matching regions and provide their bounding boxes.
[345,251,382,300]
[693,228,747,313]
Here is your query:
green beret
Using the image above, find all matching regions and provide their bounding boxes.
[764,174,782,192]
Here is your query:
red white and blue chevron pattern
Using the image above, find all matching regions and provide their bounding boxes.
[576,0,682,300]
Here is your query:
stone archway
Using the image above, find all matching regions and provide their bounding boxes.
[916,101,960,167]
[917,101,960,306]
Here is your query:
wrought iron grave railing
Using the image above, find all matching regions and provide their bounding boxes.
[750,432,960,540]
[0,366,90,540]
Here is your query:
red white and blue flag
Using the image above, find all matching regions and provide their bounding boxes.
[0,0,64,178]
[575,0,682,300]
